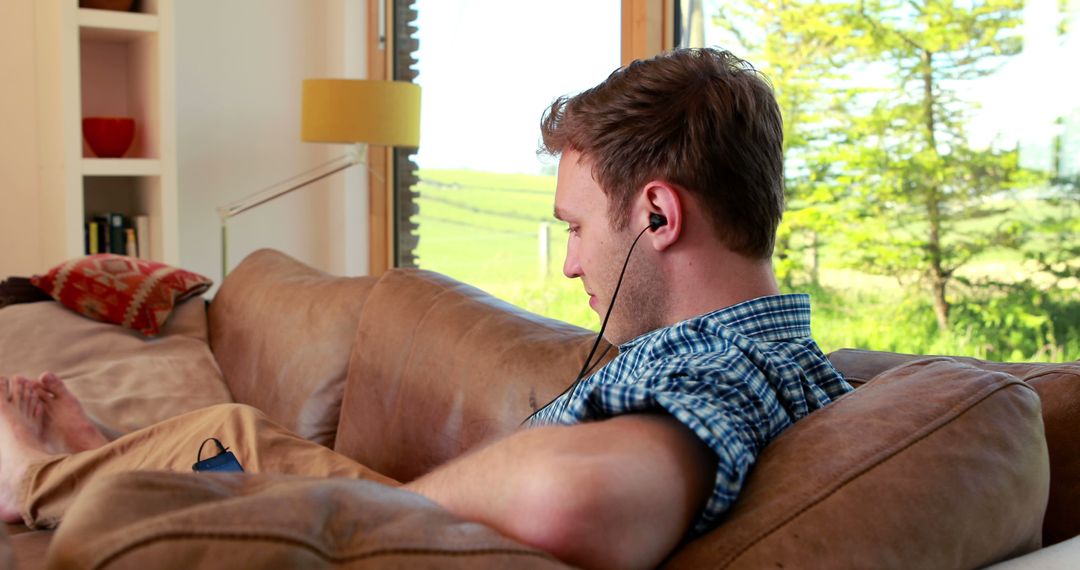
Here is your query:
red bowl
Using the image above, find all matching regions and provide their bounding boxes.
[83,117,135,158]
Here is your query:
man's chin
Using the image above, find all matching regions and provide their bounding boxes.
[599,320,631,346]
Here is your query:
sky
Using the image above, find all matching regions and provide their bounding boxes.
[412,0,620,175]
[410,0,1078,177]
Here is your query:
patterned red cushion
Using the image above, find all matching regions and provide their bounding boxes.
[31,254,212,336]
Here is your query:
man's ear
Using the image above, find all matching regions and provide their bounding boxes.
[640,181,682,252]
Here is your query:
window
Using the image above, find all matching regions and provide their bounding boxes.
[677,0,1079,359]
[392,0,622,329]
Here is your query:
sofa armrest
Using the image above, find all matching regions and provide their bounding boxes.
[208,249,377,447]
[334,269,614,482]
[668,358,1049,568]
[829,348,1080,546]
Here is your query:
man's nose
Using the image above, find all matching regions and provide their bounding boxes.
[563,241,582,279]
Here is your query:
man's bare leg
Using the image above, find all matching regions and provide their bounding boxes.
[0,376,52,523]
[33,372,110,454]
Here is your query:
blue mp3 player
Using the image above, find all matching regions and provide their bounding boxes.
[192,450,244,472]
[192,438,245,473]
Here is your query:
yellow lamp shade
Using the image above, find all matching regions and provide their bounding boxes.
[301,79,421,147]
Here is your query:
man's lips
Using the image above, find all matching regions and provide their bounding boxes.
[583,284,598,310]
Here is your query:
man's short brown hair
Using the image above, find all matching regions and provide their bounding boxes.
[540,48,784,259]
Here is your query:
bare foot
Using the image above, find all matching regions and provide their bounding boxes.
[33,372,110,454]
[0,376,52,523]
[13,376,44,438]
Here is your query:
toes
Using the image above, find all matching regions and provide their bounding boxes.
[39,373,68,398]
[26,382,41,411]
[13,377,29,404]
[0,377,8,401]
[32,384,54,402]
[14,378,32,413]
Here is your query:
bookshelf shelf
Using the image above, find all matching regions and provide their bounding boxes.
[78,9,158,41]
[83,158,162,176]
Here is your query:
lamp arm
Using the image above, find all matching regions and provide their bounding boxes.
[217,144,366,221]
[218,143,366,277]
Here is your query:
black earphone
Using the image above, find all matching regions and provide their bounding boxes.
[522,212,668,425]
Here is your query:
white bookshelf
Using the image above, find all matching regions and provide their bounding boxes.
[34,0,177,265]
[79,8,159,38]
[83,158,162,177]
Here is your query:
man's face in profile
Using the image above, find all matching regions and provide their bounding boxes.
[553,151,664,344]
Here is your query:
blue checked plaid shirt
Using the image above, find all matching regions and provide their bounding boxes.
[528,293,852,535]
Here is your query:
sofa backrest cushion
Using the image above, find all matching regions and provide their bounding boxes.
[335,268,614,483]
[208,249,376,448]
[0,297,231,437]
[667,358,1049,569]
[829,348,1080,546]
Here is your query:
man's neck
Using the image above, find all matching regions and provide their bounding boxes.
[662,249,781,326]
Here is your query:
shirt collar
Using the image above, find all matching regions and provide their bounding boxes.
[619,293,813,350]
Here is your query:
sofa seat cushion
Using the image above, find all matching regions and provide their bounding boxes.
[829,348,1080,545]
[46,471,568,569]
[0,297,231,437]
[8,529,51,570]
[666,358,1049,569]
[208,249,377,448]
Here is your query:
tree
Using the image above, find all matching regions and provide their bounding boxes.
[837,0,1029,330]
[706,0,1041,330]
[706,0,863,289]
[1022,172,1080,286]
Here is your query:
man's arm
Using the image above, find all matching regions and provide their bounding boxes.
[402,414,716,569]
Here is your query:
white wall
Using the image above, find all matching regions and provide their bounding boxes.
[175,0,369,288]
[0,0,42,278]
[0,0,366,281]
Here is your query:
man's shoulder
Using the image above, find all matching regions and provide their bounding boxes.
[620,311,845,393]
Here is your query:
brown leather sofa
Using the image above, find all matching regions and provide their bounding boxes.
[1,248,1077,569]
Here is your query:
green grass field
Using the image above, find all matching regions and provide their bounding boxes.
[413,169,1080,361]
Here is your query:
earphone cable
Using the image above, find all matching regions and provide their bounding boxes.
[521,224,652,426]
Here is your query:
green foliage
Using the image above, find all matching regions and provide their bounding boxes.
[709,0,862,290]
[1018,179,1080,284]
[710,0,1046,329]
[806,281,1080,361]
[411,168,1079,362]
[405,2,1078,363]
[413,168,566,292]
[827,0,1032,328]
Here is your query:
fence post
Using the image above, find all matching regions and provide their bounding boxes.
[538,222,550,278]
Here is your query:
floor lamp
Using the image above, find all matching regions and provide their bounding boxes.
[218,79,421,277]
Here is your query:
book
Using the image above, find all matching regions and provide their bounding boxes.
[125,228,137,257]
[134,215,150,259]
[91,215,110,254]
[108,213,126,255]
[88,221,100,254]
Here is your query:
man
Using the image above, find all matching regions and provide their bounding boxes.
[0,48,850,569]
